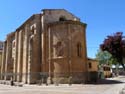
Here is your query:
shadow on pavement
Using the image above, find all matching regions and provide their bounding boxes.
[94,79,124,85]
[86,77,125,85]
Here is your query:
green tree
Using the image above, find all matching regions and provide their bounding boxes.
[100,32,125,70]
[96,50,112,65]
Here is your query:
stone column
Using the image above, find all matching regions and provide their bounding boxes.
[68,24,72,77]
[47,27,52,84]
[13,31,19,81]
[41,30,47,84]
[41,31,46,73]
[27,36,33,84]
[82,25,88,82]
[17,30,23,82]
[1,41,7,80]
[22,25,29,83]
[4,37,12,80]
[41,15,45,72]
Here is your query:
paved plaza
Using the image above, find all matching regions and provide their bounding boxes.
[0,76,125,94]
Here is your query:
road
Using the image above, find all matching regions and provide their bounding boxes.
[0,76,125,94]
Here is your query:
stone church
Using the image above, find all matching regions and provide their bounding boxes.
[1,9,88,84]
[0,41,3,71]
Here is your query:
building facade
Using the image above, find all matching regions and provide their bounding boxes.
[0,41,3,72]
[87,58,99,82]
[1,9,88,84]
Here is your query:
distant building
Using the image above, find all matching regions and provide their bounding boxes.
[101,64,111,78]
[87,58,99,82]
[1,9,88,84]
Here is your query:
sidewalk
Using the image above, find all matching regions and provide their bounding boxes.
[0,76,124,94]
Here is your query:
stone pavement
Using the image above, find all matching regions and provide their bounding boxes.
[0,76,125,94]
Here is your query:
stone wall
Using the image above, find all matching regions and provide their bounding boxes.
[45,21,87,84]
[43,9,80,24]
[1,9,88,84]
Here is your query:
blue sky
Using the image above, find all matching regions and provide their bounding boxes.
[0,0,125,58]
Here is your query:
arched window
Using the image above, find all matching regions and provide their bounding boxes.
[59,16,66,21]
[13,40,16,48]
[31,26,35,34]
[30,24,36,35]
[77,43,82,57]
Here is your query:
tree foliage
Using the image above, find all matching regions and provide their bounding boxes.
[96,50,112,65]
[100,32,125,69]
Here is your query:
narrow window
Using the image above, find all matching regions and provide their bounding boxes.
[30,24,36,35]
[12,41,15,48]
[89,62,92,68]
[31,26,35,34]
[77,43,82,57]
